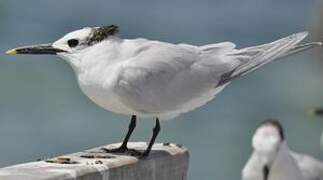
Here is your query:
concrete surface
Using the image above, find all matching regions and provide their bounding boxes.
[0,142,189,180]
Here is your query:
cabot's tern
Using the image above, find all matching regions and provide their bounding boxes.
[242,120,323,180]
[309,108,323,151]
[6,25,321,156]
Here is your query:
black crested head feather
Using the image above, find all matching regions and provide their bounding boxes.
[87,25,119,45]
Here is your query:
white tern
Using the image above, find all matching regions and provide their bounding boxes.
[6,25,321,156]
[242,120,323,180]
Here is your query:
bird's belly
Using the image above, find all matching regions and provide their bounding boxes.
[79,83,134,115]
[158,85,227,119]
[77,68,228,120]
[116,82,228,120]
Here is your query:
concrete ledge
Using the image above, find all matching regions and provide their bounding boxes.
[0,142,189,180]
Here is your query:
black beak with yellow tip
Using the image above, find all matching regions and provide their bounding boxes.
[6,43,66,55]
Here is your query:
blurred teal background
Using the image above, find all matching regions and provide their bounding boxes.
[0,0,323,179]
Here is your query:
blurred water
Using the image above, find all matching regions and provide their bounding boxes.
[0,0,322,180]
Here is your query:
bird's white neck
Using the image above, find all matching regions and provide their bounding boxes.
[60,37,122,72]
[255,141,285,167]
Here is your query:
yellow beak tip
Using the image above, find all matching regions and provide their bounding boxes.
[5,49,17,55]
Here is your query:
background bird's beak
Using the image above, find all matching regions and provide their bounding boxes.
[5,43,66,55]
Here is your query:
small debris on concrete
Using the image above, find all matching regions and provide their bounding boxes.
[175,144,183,148]
[46,157,78,164]
[95,160,103,164]
[163,142,171,146]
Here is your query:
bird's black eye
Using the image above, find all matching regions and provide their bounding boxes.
[67,39,79,48]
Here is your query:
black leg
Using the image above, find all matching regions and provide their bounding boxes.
[142,118,161,157]
[120,115,136,149]
[103,116,161,158]
[102,115,137,153]
[263,165,269,180]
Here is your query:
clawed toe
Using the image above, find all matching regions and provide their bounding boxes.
[128,149,144,156]
[101,147,144,157]
[101,147,127,153]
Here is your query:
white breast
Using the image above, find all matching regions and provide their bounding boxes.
[75,60,135,116]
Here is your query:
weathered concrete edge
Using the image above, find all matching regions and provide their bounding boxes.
[0,142,189,180]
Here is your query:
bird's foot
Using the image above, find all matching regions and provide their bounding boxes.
[101,146,143,157]
[101,146,127,153]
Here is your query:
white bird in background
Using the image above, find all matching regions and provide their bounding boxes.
[6,25,321,156]
[306,108,323,151]
[309,108,323,150]
[242,120,323,180]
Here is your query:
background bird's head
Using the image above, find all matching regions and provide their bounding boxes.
[6,25,119,65]
[252,119,284,156]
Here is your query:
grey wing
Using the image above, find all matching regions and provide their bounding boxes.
[291,152,323,180]
[115,42,202,115]
[115,41,236,117]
